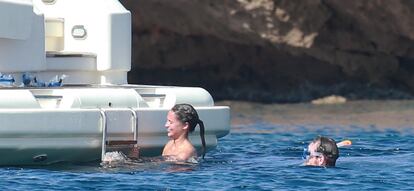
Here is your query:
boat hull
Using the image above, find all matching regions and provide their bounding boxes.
[0,86,230,166]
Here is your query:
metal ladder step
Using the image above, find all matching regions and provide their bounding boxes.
[100,108,139,161]
[106,140,137,146]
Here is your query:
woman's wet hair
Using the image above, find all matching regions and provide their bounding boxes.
[171,103,206,158]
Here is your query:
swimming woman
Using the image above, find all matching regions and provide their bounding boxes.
[162,103,206,162]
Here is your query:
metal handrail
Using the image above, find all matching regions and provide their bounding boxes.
[99,108,107,161]
[128,107,138,144]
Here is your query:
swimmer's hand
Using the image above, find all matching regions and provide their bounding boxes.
[337,140,352,147]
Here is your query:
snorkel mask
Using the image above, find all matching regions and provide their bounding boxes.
[302,147,324,160]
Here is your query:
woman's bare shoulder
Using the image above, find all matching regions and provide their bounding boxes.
[177,141,197,160]
[162,140,173,155]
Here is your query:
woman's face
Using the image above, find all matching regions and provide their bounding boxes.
[165,111,188,139]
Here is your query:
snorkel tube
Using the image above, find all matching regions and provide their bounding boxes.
[336,140,352,147]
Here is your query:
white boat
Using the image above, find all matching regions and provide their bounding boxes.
[0,0,230,165]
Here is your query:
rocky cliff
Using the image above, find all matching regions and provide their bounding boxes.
[121,0,414,102]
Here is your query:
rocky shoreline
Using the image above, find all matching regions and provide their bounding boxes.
[122,0,414,103]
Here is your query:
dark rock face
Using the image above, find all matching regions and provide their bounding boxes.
[121,0,414,102]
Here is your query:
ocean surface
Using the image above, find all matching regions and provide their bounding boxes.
[1,100,414,190]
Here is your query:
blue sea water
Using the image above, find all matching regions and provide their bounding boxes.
[1,112,414,190]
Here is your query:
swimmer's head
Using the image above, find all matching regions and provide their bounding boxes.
[171,104,200,133]
[169,104,206,158]
[304,136,339,167]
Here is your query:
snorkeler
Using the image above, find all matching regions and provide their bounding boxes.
[162,103,206,161]
[303,136,341,167]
